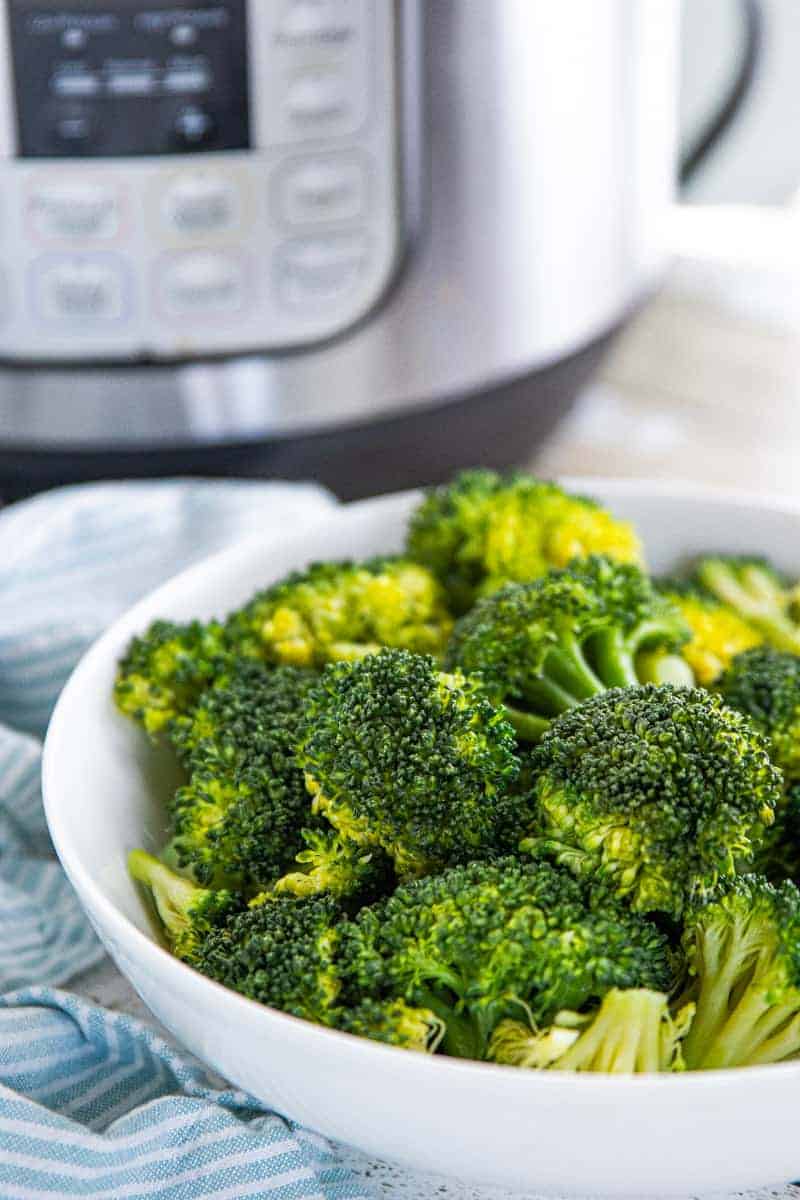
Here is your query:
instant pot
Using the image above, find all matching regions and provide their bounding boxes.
[0,1,753,498]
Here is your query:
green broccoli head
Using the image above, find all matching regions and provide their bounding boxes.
[335,998,446,1052]
[338,858,673,1060]
[657,582,763,686]
[681,874,800,1068]
[717,646,800,782]
[128,849,239,963]
[692,556,800,655]
[224,557,453,668]
[194,891,343,1023]
[488,989,694,1073]
[523,685,780,917]
[299,649,522,879]
[445,558,691,741]
[115,619,232,735]
[131,849,344,1022]
[406,469,644,614]
[271,825,395,906]
[166,662,317,892]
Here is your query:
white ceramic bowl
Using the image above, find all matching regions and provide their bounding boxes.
[43,481,800,1198]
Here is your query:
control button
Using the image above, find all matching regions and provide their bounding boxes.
[162,175,239,237]
[172,105,217,149]
[28,182,120,241]
[163,63,211,94]
[277,3,357,46]
[34,257,127,322]
[107,69,157,96]
[51,110,98,150]
[160,252,245,316]
[52,71,101,98]
[276,235,367,306]
[62,27,88,51]
[278,156,365,226]
[286,69,348,121]
[170,23,198,48]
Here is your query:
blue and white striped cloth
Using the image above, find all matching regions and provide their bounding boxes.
[0,480,375,1200]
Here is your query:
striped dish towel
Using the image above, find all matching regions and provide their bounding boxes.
[0,480,374,1200]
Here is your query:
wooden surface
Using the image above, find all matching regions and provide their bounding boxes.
[536,267,800,496]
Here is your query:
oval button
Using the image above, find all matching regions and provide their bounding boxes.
[277,155,366,227]
[28,181,120,241]
[159,251,246,316]
[161,175,240,237]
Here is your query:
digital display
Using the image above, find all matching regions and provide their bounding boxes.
[9,0,250,158]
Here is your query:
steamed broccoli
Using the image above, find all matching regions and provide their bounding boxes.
[338,858,674,1060]
[225,557,453,667]
[523,685,780,917]
[658,582,763,686]
[299,649,522,879]
[130,849,343,1023]
[717,647,800,781]
[165,662,317,892]
[128,849,239,962]
[681,875,800,1068]
[691,556,800,655]
[488,989,694,1073]
[337,998,446,1052]
[406,469,643,614]
[270,825,395,904]
[445,558,691,741]
[115,619,231,735]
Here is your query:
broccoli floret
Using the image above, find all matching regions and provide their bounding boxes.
[659,583,763,686]
[488,989,694,1073]
[225,557,453,668]
[129,849,343,1022]
[338,858,673,1060]
[270,826,395,904]
[128,849,239,962]
[299,649,522,879]
[680,874,800,1068]
[523,685,780,917]
[336,998,446,1052]
[692,556,800,655]
[407,469,643,614]
[717,647,800,781]
[115,619,231,735]
[445,558,691,741]
[166,662,317,892]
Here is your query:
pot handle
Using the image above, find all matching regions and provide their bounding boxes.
[679,0,764,188]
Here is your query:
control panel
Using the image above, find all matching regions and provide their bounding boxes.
[0,0,404,360]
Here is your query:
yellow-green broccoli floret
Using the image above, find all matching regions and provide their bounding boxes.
[225,557,453,668]
[298,649,522,880]
[128,849,239,962]
[692,556,800,655]
[337,858,673,1060]
[445,557,692,741]
[488,989,694,1073]
[681,874,800,1068]
[659,583,763,686]
[114,619,231,736]
[407,469,643,613]
[523,685,781,917]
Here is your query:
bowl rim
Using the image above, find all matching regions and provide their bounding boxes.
[42,476,800,1095]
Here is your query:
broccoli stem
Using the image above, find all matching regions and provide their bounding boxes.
[416,989,483,1060]
[636,650,694,688]
[701,562,800,655]
[544,637,606,702]
[746,1009,800,1065]
[698,980,779,1069]
[504,706,552,742]
[587,629,639,689]
[680,924,744,1069]
[128,849,199,943]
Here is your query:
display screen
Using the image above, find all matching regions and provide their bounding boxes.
[9,0,250,158]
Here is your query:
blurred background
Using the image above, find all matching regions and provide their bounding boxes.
[2,0,800,501]
[538,0,800,494]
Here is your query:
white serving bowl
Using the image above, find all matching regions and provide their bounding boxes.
[43,481,800,1198]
